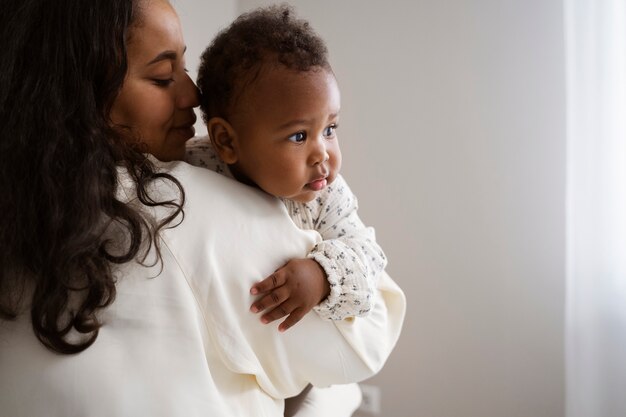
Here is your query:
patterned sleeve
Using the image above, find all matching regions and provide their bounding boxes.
[308,175,387,321]
[185,135,231,176]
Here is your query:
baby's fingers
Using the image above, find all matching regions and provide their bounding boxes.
[250,286,289,314]
[278,308,306,332]
[260,301,298,325]
[250,272,286,295]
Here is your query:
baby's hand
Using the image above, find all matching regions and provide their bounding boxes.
[249,258,330,332]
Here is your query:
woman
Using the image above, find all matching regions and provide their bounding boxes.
[0,0,405,416]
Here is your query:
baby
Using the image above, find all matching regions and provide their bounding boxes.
[186,5,387,333]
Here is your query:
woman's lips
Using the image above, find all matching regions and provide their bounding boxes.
[173,124,196,140]
[174,115,197,139]
[307,178,327,191]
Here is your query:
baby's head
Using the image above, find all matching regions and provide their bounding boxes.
[197,5,341,203]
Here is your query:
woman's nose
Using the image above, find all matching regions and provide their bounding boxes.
[177,72,200,109]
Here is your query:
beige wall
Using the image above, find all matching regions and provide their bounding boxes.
[178,1,567,416]
[174,0,236,136]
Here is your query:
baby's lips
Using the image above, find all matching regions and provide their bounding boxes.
[307,178,327,191]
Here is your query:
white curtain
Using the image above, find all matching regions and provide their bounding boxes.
[565,1,626,416]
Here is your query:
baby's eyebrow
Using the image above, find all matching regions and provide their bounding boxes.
[277,119,310,130]
[277,111,340,131]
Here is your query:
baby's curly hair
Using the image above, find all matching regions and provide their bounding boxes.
[197,4,330,122]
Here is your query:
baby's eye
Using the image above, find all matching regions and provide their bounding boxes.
[287,131,307,143]
[323,124,338,138]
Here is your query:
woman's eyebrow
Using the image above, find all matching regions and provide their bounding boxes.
[148,51,177,65]
[147,46,187,65]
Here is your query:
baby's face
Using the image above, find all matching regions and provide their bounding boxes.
[228,65,342,203]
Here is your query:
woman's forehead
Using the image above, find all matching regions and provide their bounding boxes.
[127,0,184,65]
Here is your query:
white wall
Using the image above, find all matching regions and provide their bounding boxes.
[178,1,567,416]
[174,0,237,136]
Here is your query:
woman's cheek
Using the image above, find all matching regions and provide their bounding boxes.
[149,92,177,130]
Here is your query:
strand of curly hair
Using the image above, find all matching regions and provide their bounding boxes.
[0,0,184,354]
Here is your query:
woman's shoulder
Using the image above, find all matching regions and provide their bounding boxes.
[116,158,317,250]
[136,158,321,276]
[170,159,286,216]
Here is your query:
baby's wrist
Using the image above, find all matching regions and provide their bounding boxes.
[308,258,330,303]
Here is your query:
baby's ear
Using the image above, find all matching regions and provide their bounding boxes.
[207,117,239,164]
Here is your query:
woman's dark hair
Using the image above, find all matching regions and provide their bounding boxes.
[0,0,184,354]
[197,4,331,122]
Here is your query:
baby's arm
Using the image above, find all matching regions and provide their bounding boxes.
[308,174,387,320]
[249,175,387,327]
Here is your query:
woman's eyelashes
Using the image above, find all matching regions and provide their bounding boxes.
[152,66,186,88]
[151,57,187,88]
[152,77,174,87]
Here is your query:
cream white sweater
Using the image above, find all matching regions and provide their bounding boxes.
[0,160,405,417]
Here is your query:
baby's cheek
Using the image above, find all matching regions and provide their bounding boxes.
[331,149,342,173]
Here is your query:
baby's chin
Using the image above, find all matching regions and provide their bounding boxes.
[287,192,318,204]
[289,185,330,204]
[275,175,338,203]
[279,186,322,204]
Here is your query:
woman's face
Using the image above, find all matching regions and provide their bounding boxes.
[110,0,198,161]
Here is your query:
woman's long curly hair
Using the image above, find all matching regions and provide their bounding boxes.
[0,0,184,354]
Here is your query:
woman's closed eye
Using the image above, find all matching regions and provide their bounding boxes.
[152,77,174,87]
[153,64,188,87]
[287,131,307,143]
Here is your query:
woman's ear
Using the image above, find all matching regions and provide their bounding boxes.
[207,117,239,164]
